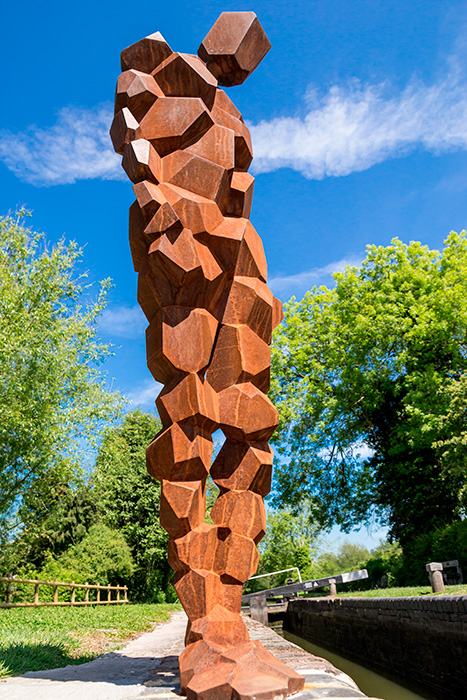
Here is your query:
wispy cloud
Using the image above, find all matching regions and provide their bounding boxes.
[0,104,122,185]
[1,60,466,185]
[270,255,362,299]
[249,72,467,178]
[126,378,162,408]
[99,304,146,338]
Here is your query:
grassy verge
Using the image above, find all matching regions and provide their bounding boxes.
[0,602,180,678]
[304,584,467,598]
[337,584,467,597]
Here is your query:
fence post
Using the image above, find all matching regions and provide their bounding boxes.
[34,582,40,606]
[328,578,337,597]
[97,586,100,603]
[71,581,75,605]
[53,579,59,604]
[6,575,12,605]
[117,586,120,603]
[85,584,89,604]
[107,585,111,603]
[124,585,128,602]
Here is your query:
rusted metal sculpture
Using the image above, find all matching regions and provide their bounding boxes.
[111,11,305,700]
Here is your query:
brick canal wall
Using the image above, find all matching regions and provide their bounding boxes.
[285,595,467,700]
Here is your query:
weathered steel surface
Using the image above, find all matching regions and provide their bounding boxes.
[112,12,304,700]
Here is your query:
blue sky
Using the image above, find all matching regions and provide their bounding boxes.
[2,0,466,549]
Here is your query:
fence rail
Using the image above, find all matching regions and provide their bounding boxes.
[0,576,128,608]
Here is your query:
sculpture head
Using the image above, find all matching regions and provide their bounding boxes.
[198,12,271,87]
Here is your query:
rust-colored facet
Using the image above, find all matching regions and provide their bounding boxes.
[138,96,214,156]
[228,171,255,218]
[121,31,172,74]
[211,440,274,497]
[153,53,218,110]
[115,70,163,121]
[112,12,303,700]
[198,12,271,87]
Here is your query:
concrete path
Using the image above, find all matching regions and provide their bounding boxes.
[0,611,384,700]
[0,611,187,700]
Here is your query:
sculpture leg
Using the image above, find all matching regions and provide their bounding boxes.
[178,434,305,700]
[176,310,305,699]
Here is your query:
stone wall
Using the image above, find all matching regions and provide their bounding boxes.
[285,595,467,700]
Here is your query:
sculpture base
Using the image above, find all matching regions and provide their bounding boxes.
[180,638,305,700]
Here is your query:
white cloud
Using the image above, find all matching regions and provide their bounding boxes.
[99,304,146,338]
[270,255,362,299]
[126,378,162,407]
[1,61,466,185]
[0,103,123,185]
[249,72,467,178]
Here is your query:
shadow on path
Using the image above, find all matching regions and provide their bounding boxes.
[20,652,168,685]
[0,643,93,678]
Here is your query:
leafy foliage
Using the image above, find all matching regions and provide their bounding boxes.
[244,507,321,593]
[363,539,403,588]
[41,523,134,586]
[0,212,122,528]
[1,482,102,575]
[317,541,370,576]
[93,410,172,602]
[397,519,467,585]
[271,233,467,545]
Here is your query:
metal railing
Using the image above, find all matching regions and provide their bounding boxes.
[242,568,369,604]
[248,567,303,583]
[0,575,128,608]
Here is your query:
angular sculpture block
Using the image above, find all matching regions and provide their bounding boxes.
[206,323,270,392]
[160,183,224,235]
[112,12,302,700]
[186,123,235,171]
[160,479,206,538]
[211,440,273,496]
[122,139,161,183]
[228,172,255,218]
[138,96,213,156]
[153,53,218,110]
[110,107,139,155]
[147,422,213,481]
[115,69,163,121]
[121,31,172,74]
[211,490,266,543]
[198,12,271,87]
[146,306,218,382]
[156,373,220,431]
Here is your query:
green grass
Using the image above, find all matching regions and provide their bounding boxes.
[312,584,467,598]
[0,602,180,678]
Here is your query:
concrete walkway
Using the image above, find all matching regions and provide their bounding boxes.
[0,611,187,700]
[0,611,384,700]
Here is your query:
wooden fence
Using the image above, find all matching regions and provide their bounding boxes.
[0,576,128,608]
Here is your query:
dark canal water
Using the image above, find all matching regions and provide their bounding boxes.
[278,628,427,700]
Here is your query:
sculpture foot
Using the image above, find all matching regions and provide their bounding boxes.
[180,639,305,700]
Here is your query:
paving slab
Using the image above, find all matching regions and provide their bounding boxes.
[0,611,383,700]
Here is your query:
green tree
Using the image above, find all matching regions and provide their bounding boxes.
[93,410,172,601]
[250,507,321,590]
[271,233,467,547]
[42,523,135,586]
[0,212,122,528]
[317,541,370,576]
[364,539,403,587]
[1,480,102,575]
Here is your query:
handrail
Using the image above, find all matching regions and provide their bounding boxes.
[248,567,303,584]
[0,575,129,608]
